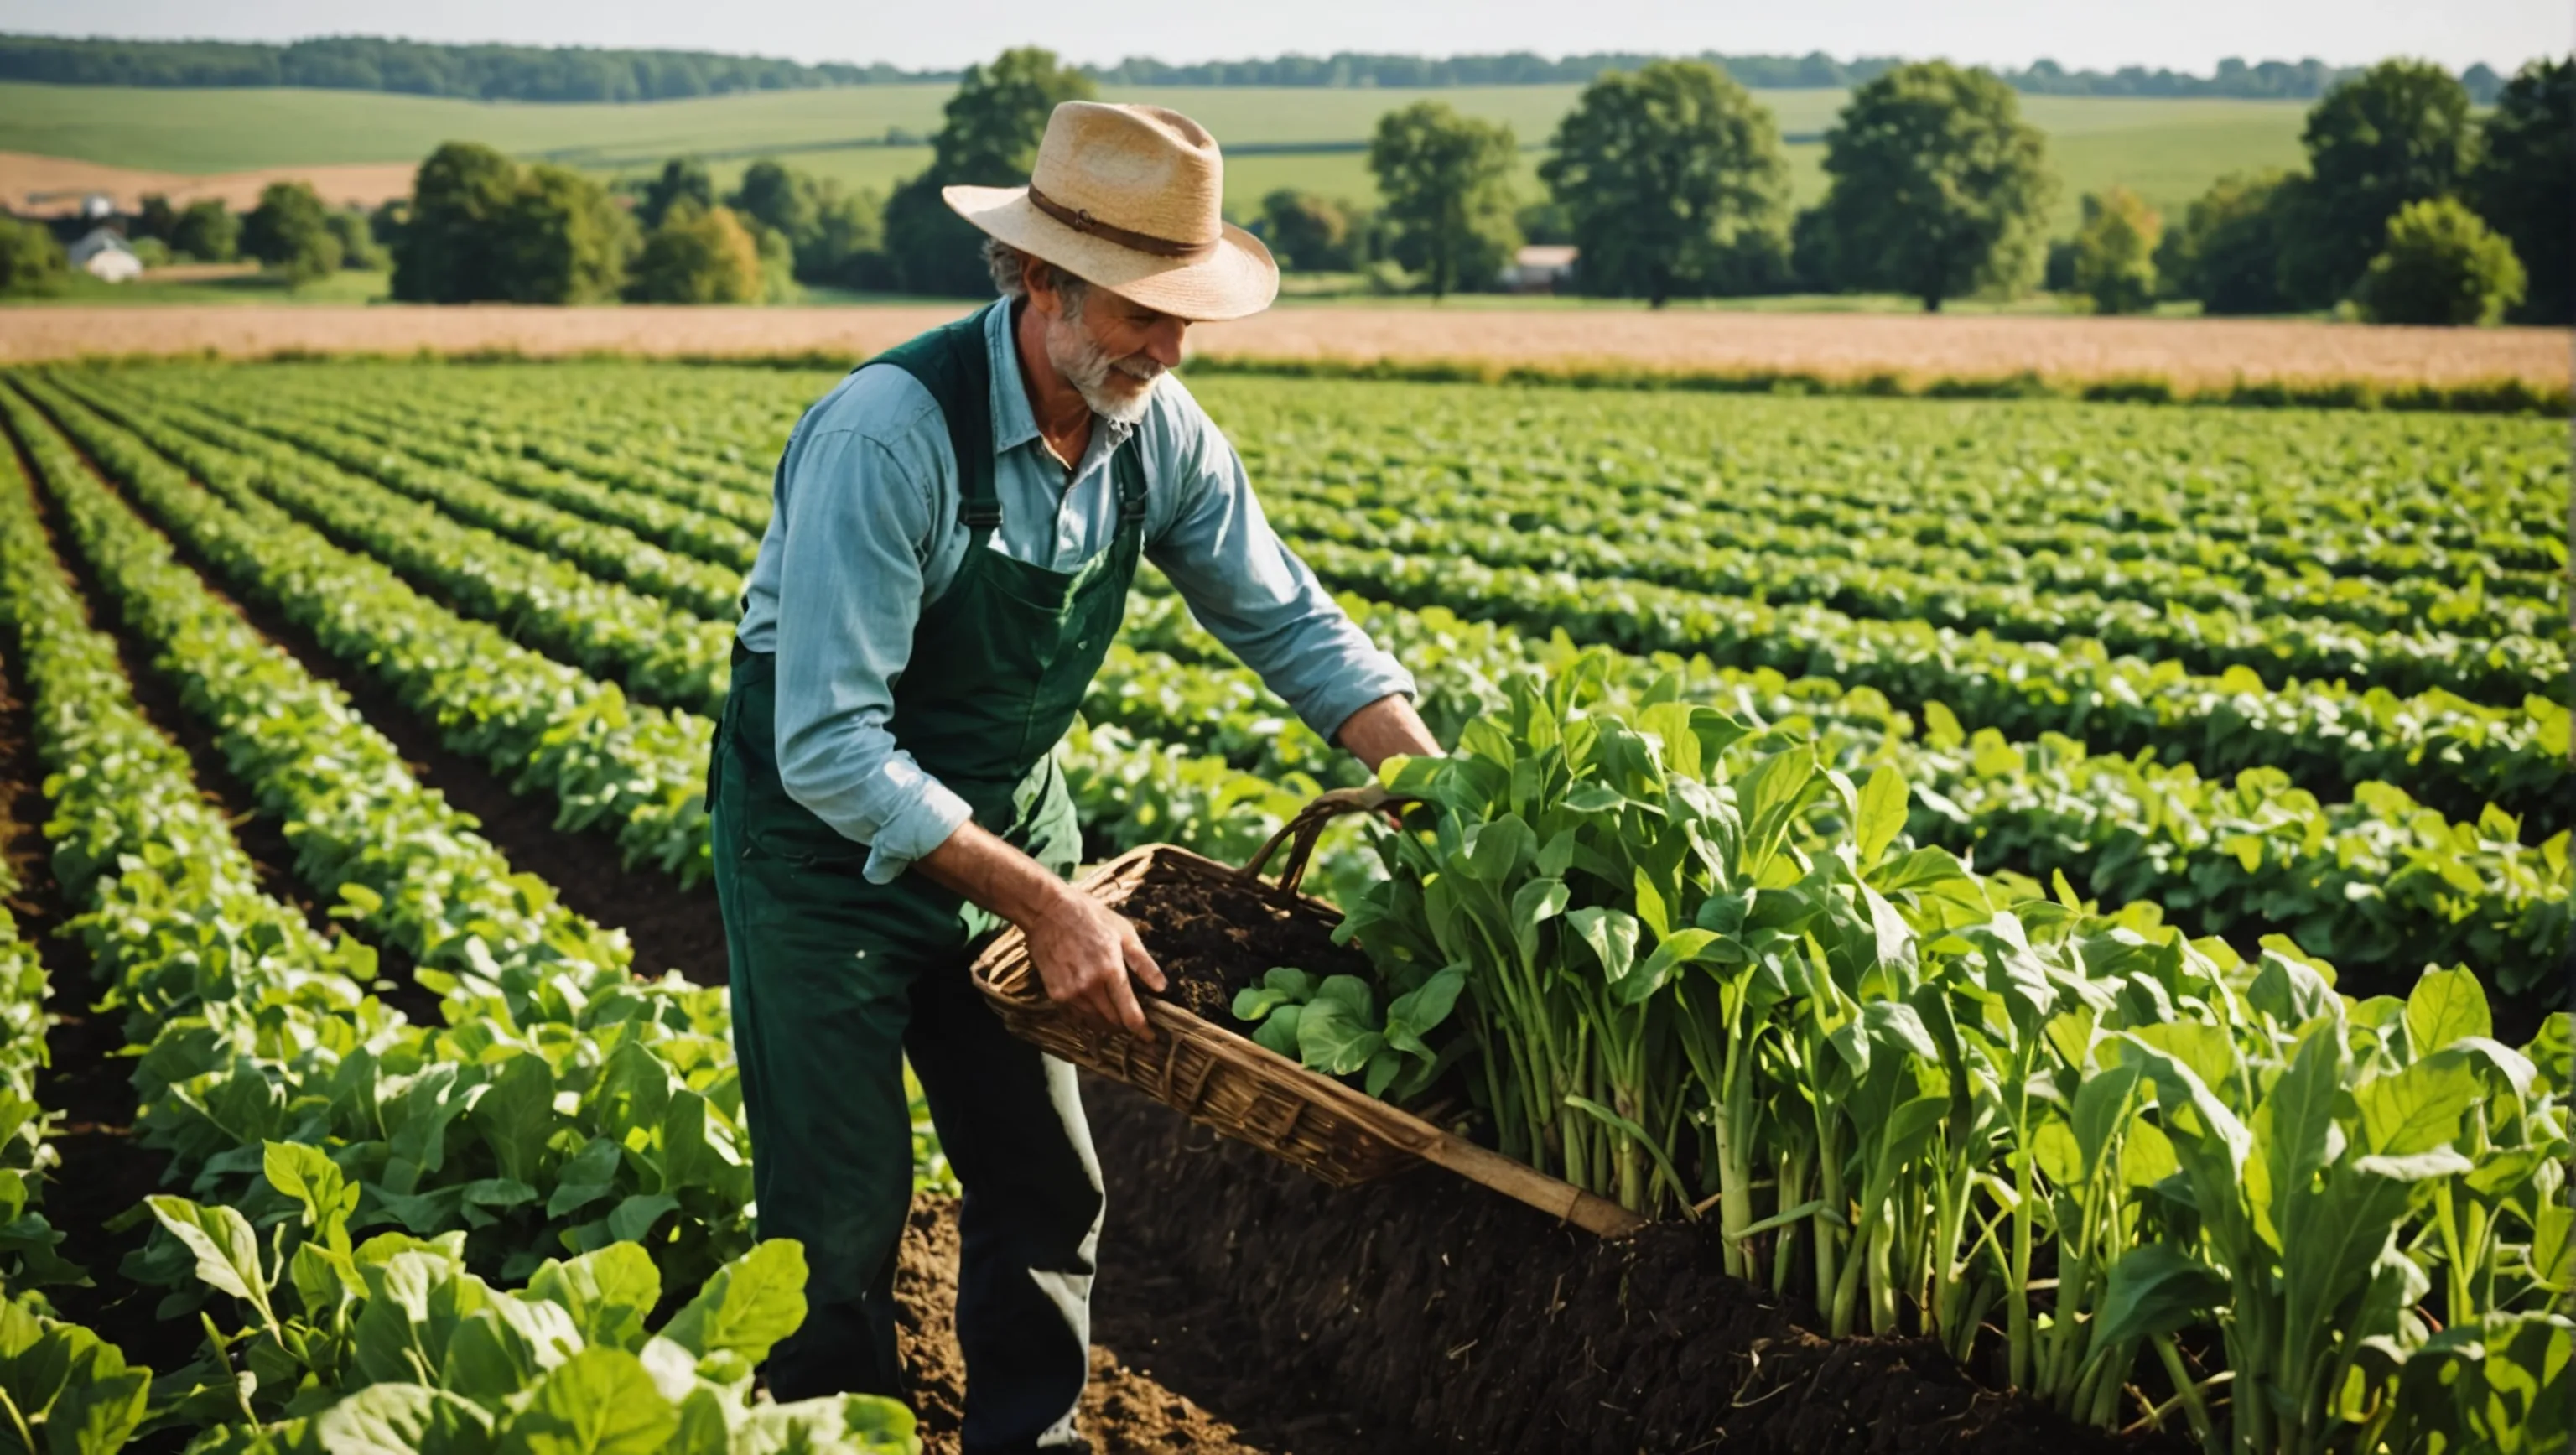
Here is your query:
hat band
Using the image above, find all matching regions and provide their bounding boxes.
[1026,184,1219,262]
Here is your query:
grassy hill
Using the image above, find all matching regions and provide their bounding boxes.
[0,80,2308,232]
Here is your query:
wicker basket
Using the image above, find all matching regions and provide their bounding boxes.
[970,791,1645,1237]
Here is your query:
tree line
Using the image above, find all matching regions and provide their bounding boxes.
[1293,53,2567,325]
[0,35,931,102]
[14,45,2558,325]
[0,33,2518,104]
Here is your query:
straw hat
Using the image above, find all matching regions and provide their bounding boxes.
[944,101,1279,322]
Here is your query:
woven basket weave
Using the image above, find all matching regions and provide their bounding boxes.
[970,792,1645,1235]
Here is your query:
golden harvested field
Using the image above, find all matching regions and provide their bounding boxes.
[3,303,2566,391]
[1,150,415,215]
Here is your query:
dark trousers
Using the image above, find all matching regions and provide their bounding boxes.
[711,673,1101,1453]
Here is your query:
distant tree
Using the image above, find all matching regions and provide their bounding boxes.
[326,208,387,270]
[729,160,815,243]
[2069,187,2161,314]
[128,236,171,268]
[367,198,408,247]
[133,194,178,243]
[496,164,632,304]
[2467,57,2573,324]
[1808,61,2054,309]
[808,186,891,288]
[0,216,66,296]
[1368,101,1520,299]
[638,158,716,231]
[2356,197,2527,325]
[392,142,520,302]
[2155,169,2296,314]
[628,201,765,303]
[242,180,343,285]
[169,199,238,262]
[883,47,1096,297]
[1540,60,1791,304]
[2273,60,2473,308]
[1254,190,1355,271]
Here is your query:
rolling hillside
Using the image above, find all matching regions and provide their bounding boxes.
[0,80,2307,230]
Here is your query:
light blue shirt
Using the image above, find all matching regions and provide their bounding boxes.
[735,299,1415,883]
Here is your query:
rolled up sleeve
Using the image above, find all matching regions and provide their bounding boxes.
[1147,408,1414,743]
[769,425,974,883]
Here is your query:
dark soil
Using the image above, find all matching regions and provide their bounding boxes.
[1084,1079,2192,1455]
[18,393,730,987]
[896,1196,1285,1455]
[1120,862,1374,1025]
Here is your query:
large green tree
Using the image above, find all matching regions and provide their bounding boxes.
[882,48,1095,298]
[2068,187,2161,314]
[0,216,66,296]
[2357,196,2527,325]
[1255,189,1358,272]
[391,142,518,302]
[636,158,715,231]
[1808,62,2054,310]
[2468,57,2573,324]
[1368,101,1520,299]
[627,201,766,303]
[242,179,342,285]
[2156,169,2297,314]
[496,164,631,304]
[168,199,238,263]
[2274,60,2474,308]
[1539,60,1789,305]
[728,159,889,286]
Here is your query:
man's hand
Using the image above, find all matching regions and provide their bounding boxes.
[1023,887,1166,1039]
[915,820,1168,1039]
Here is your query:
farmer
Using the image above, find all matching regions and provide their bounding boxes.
[709,101,1440,1452]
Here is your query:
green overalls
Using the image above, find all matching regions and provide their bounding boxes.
[709,304,1145,1453]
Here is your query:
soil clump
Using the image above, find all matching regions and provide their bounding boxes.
[1119,860,1372,1026]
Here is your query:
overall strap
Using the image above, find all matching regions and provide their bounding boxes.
[1111,435,1149,529]
[867,302,1003,542]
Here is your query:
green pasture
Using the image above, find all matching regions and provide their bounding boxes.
[3,80,2307,232]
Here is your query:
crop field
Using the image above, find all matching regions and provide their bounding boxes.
[1,79,2309,229]
[0,360,2565,1452]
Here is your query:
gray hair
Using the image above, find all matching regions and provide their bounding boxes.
[984,236,1091,312]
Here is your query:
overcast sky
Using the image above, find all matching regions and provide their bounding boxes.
[4,0,2562,75]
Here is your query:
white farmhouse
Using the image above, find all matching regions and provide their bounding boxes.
[1501,244,1578,294]
[67,226,143,283]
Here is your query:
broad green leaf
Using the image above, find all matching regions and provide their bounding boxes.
[2406,967,2491,1052]
[2354,1054,2480,1157]
[265,1141,358,1254]
[1251,1003,1302,1059]
[657,1241,808,1365]
[312,1383,496,1455]
[1295,995,1385,1076]
[2094,1243,2229,1346]
[527,1244,661,1354]
[469,1054,558,1187]
[146,1195,274,1324]
[493,1347,676,1455]
[1567,907,1641,985]
[1854,766,1907,869]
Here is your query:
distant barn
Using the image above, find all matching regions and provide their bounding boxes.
[67,226,143,283]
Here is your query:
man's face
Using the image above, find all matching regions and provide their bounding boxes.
[1030,264,1189,425]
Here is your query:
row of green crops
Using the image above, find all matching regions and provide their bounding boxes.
[1339,655,2570,1453]
[32,371,2565,1008]
[38,372,2563,1010]
[0,430,918,1451]
[76,366,2570,841]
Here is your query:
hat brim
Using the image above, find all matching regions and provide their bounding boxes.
[944,184,1278,323]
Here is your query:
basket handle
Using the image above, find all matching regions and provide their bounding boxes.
[1238,784,1420,901]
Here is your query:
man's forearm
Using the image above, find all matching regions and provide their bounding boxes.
[913,820,1078,928]
[1336,693,1441,772]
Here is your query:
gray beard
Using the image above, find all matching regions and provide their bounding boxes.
[1046,310,1161,425]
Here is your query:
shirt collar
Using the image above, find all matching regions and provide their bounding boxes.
[983,296,1140,463]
